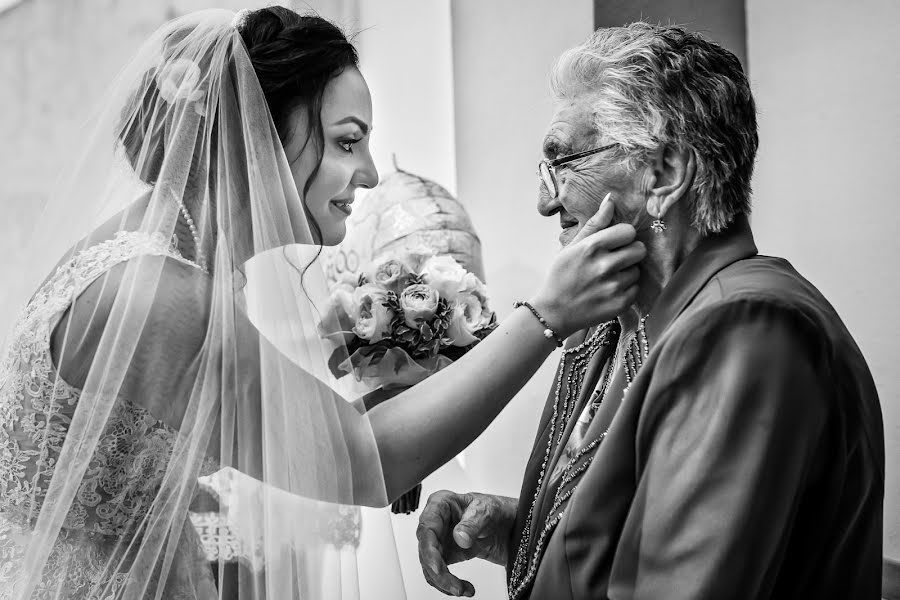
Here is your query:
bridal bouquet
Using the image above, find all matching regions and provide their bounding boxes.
[319,251,498,391]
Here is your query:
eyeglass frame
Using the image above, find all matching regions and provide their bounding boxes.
[538,142,620,198]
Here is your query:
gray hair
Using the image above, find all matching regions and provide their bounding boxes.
[551,22,758,235]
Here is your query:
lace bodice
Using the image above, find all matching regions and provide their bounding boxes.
[0,231,202,536]
[0,232,362,597]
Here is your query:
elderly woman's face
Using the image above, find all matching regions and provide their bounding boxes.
[538,98,650,246]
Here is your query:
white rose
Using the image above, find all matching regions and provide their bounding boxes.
[459,271,487,296]
[420,255,468,301]
[336,271,362,287]
[445,303,478,347]
[352,284,394,342]
[445,290,494,347]
[366,254,413,293]
[399,284,440,327]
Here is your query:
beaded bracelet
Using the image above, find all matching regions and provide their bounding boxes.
[514,301,564,347]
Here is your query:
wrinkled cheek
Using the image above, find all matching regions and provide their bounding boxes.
[561,173,616,218]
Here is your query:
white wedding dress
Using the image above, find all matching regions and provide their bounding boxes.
[0,232,217,599]
[0,233,387,599]
[0,10,406,599]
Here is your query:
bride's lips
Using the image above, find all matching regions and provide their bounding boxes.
[330,197,354,216]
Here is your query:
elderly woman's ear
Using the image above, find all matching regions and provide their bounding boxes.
[645,145,697,220]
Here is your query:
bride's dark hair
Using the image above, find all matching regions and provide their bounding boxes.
[118,8,358,242]
[237,7,359,194]
[238,7,360,278]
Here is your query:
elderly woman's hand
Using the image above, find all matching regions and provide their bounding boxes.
[417,490,518,597]
[531,193,645,337]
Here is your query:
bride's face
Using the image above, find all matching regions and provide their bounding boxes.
[284,67,378,246]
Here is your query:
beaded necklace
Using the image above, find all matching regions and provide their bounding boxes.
[508,316,650,599]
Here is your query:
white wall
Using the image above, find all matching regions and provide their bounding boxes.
[356,0,456,195]
[746,0,900,557]
[451,0,595,497]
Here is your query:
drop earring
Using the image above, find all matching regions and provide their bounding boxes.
[650,204,667,233]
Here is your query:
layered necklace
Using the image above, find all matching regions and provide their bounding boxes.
[508,316,650,600]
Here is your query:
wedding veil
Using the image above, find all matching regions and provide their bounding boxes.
[0,9,403,599]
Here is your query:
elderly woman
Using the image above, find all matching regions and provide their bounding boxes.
[417,22,884,600]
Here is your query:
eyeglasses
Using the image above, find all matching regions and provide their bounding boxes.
[538,142,619,198]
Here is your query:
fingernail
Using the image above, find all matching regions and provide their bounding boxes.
[455,530,472,546]
[601,192,612,208]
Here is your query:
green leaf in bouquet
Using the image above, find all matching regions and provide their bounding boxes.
[474,312,500,340]
[425,299,448,335]
[384,290,400,307]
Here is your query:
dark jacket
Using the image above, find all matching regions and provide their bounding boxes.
[508,215,884,599]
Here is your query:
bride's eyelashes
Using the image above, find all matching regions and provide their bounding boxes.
[338,138,361,153]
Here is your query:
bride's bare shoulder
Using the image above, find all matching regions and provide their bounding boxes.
[93,253,212,327]
[52,254,213,399]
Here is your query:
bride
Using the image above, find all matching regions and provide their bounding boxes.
[0,7,644,599]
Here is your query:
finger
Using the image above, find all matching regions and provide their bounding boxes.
[618,283,640,309]
[588,223,637,252]
[452,497,492,549]
[418,491,454,535]
[605,265,640,291]
[570,192,614,244]
[418,528,470,596]
[424,489,456,511]
[603,241,647,272]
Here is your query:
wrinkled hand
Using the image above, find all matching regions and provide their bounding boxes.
[532,192,646,338]
[416,490,518,597]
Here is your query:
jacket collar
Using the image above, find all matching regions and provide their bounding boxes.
[644,214,758,346]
